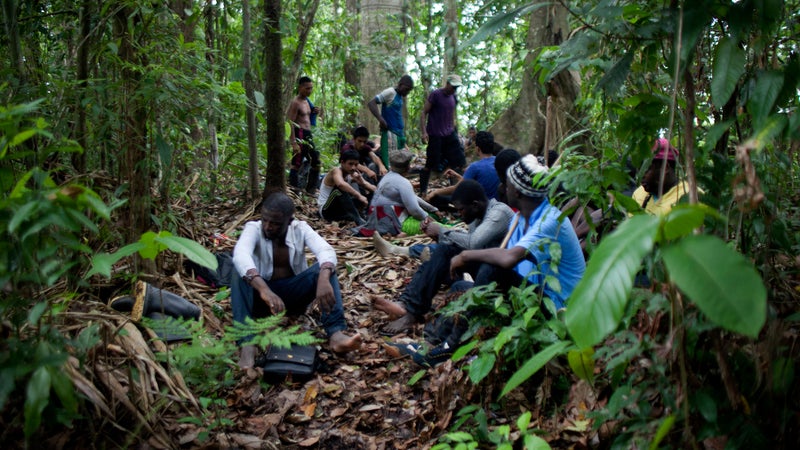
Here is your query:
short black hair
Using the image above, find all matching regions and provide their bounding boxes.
[340,149,360,163]
[475,131,494,155]
[495,148,522,183]
[398,74,414,88]
[451,179,487,206]
[546,149,559,167]
[298,76,312,85]
[353,126,369,139]
[262,192,295,218]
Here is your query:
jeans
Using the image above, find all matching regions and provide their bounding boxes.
[399,244,478,320]
[231,263,347,341]
[408,243,438,259]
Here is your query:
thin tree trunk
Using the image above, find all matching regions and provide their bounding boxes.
[443,0,458,77]
[243,0,259,199]
[1,0,24,85]
[72,0,91,173]
[281,0,322,106]
[204,0,219,193]
[263,0,285,198]
[342,0,360,125]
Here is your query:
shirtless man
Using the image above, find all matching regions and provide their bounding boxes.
[318,149,376,225]
[232,193,362,368]
[287,76,321,193]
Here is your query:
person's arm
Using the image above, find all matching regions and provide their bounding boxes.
[369,152,388,176]
[331,168,368,206]
[233,223,286,314]
[367,97,388,131]
[426,183,458,201]
[350,171,376,193]
[286,100,300,153]
[398,179,429,220]
[450,246,527,279]
[420,94,433,144]
[357,163,377,180]
[299,222,338,313]
[442,204,513,250]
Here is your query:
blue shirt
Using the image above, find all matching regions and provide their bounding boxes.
[463,157,500,200]
[509,200,586,309]
[375,88,405,135]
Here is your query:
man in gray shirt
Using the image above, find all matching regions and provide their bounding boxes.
[373,180,514,334]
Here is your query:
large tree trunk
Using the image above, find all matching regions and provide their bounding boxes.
[262,0,285,198]
[357,0,406,133]
[114,6,151,244]
[443,0,458,76]
[489,4,581,156]
[243,0,259,199]
[342,0,361,125]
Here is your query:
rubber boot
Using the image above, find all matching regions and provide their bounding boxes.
[419,169,431,196]
[289,168,300,189]
[373,233,410,258]
[306,166,320,193]
[110,280,200,321]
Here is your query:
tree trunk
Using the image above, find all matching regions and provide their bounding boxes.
[357,0,406,133]
[204,0,219,192]
[281,0,322,107]
[1,0,24,87]
[72,0,91,173]
[243,0,259,199]
[489,4,581,156]
[342,0,361,125]
[114,6,151,244]
[443,0,458,76]
[262,0,285,198]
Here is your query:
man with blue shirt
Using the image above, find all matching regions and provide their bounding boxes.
[425,130,500,210]
[368,75,414,168]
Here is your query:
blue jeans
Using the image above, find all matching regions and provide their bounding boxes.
[399,244,478,320]
[231,263,347,340]
[408,243,438,259]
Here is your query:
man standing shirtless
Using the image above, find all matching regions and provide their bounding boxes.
[287,76,321,193]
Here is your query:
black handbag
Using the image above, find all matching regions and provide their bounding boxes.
[257,344,318,383]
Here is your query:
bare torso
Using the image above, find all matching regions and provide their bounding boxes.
[288,96,312,131]
[271,240,293,280]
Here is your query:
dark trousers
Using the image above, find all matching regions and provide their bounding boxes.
[321,188,364,225]
[399,244,478,320]
[230,263,347,342]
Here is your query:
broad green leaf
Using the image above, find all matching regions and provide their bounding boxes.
[24,366,51,438]
[85,242,146,278]
[27,302,48,325]
[693,391,718,423]
[8,200,41,233]
[748,115,788,150]
[567,347,594,383]
[703,119,734,152]
[662,235,766,337]
[156,134,173,169]
[662,205,707,241]
[747,71,784,128]
[452,339,478,360]
[10,129,37,147]
[138,231,168,260]
[711,37,746,108]
[500,341,570,398]
[565,215,660,349]
[468,352,496,384]
[596,52,633,97]
[523,435,551,450]
[460,3,550,50]
[155,233,217,270]
[49,368,78,415]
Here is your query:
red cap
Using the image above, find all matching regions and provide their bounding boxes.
[652,138,678,161]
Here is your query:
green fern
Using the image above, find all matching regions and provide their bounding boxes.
[224,314,322,349]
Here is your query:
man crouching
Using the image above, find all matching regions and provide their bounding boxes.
[231,192,361,368]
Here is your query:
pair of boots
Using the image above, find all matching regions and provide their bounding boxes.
[109,280,201,341]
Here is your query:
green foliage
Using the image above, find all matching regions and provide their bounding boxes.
[0,101,108,442]
[225,315,321,350]
[87,230,217,279]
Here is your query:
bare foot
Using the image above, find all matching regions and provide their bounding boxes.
[329,331,362,353]
[383,313,419,335]
[239,345,257,369]
[373,297,407,320]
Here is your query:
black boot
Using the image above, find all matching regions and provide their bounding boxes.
[109,280,200,321]
[419,169,431,196]
[306,166,320,193]
[289,168,300,189]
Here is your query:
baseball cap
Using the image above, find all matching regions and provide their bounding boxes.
[446,74,462,87]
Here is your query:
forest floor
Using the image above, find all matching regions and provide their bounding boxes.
[45,176,600,449]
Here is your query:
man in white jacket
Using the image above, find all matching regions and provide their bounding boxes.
[232,192,361,367]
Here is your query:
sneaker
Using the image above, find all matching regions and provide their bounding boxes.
[412,341,454,368]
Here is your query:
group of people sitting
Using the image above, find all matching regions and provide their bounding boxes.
[234,102,691,367]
